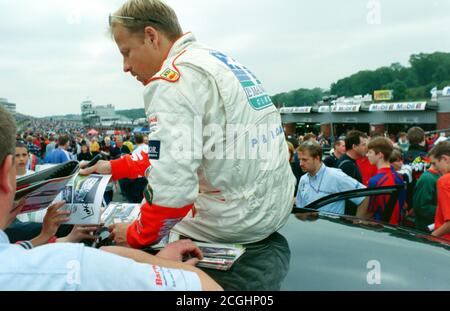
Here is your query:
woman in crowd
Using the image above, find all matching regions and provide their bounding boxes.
[77,143,94,162]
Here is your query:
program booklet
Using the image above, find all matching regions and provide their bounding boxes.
[150,232,246,271]
[100,202,141,227]
[15,161,80,214]
[193,242,246,271]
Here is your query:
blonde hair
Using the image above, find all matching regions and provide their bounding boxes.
[110,0,183,40]
[287,141,295,161]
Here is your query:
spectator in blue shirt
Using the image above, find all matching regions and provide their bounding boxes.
[296,141,367,215]
[0,105,221,291]
[45,136,57,157]
[45,135,71,164]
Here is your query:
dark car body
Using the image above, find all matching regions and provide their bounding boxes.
[204,187,450,291]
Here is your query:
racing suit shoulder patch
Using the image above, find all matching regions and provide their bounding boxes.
[160,68,179,82]
[147,50,187,85]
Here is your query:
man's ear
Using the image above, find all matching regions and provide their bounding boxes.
[144,26,158,47]
[0,155,14,194]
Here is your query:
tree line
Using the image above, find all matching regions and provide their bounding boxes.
[271,51,450,107]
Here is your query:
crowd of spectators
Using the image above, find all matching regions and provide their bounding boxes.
[15,117,150,204]
[13,116,450,242]
[289,126,450,241]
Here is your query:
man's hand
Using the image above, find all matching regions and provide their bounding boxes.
[41,201,71,240]
[99,246,222,291]
[58,225,99,243]
[30,201,70,247]
[79,160,112,176]
[156,239,203,266]
[109,223,131,247]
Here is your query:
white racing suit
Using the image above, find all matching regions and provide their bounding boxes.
[111,32,296,248]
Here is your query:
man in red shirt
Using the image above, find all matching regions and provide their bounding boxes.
[360,137,406,225]
[429,142,450,241]
[357,156,378,186]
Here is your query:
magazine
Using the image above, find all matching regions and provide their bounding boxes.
[15,159,112,225]
[194,242,246,271]
[61,174,112,224]
[149,231,246,271]
[15,161,79,214]
[99,203,246,270]
[101,202,141,227]
[25,174,112,225]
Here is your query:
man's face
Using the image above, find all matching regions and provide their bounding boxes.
[354,137,368,158]
[431,155,450,175]
[15,147,29,174]
[113,24,164,85]
[298,150,320,174]
[367,149,382,166]
[144,136,149,145]
[116,138,123,148]
[336,141,346,155]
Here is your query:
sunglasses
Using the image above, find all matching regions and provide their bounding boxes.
[108,14,160,26]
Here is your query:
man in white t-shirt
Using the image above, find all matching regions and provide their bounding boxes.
[132,133,149,158]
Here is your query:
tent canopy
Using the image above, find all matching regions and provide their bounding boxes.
[87,129,99,136]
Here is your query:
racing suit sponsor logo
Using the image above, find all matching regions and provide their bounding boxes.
[210,50,273,111]
[160,68,179,82]
[148,115,159,133]
[148,140,161,160]
[151,265,164,287]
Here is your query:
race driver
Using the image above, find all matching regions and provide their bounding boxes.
[81,0,296,249]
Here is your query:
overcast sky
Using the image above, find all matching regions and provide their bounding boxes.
[1,0,449,117]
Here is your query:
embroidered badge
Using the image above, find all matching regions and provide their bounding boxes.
[148,140,161,160]
[160,68,179,82]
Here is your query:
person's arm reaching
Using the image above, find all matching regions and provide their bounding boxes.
[356,197,373,219]
[101,242,222,291]
[79,149,150,181]
[81,153,195,249]
[29,201,70,247]
[432,221,450,239]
